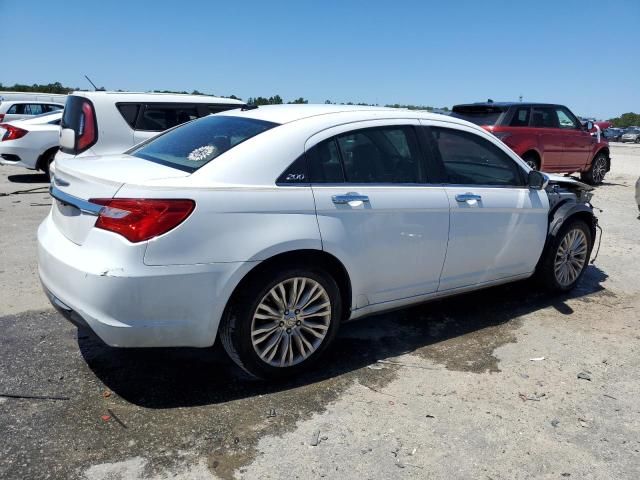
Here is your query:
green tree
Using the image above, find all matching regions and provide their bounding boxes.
[288,97,308,104]
[608,112,640,128]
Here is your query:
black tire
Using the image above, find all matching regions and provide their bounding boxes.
[38,148,57,177]
[522,153,540,171]
[219,265,342,380]
[580,152,608,185]
[536,218,593,292]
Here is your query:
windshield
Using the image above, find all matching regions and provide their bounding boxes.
[130,115,278,172]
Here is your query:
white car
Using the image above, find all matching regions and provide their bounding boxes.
[0,111,62,172]
[54,91,245,163]
[0,100,64,123]
[38,105,597,379]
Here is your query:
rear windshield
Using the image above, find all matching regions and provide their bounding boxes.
[130,115,278,172]
[450,106,507,126]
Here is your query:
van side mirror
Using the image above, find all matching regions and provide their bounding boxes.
[60,128,75,151]
[528,170,549,190]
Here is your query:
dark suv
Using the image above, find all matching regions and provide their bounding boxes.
[451,102,610,184]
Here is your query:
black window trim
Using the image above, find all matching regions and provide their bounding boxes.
[424,125,528,188]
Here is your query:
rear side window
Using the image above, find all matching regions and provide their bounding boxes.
[60,96,98,154]
[117,103,141,128]
[337,127,422,183]
[531,107,559,128]
[131,115,278,172]
[510,106,531,127]
[429,127,524,186]
[44,104,63,112]
[451,106,507,126]
[136,105,199,131]
[307,139,345,183]
[6,104,22,114]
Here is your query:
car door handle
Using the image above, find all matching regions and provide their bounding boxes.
[332,193,370,204]
[455,193,482,202]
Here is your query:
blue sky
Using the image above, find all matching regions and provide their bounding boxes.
[1,0,638,119]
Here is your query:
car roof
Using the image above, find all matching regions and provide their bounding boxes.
[453,102,562,109]
[1,100,64,105]
[70,91,244,105]
[219,103,460,126]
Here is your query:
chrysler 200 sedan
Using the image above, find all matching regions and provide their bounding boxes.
[38,105,597,379]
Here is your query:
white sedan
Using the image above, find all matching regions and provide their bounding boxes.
[38,105,598,379]
[0,111,62,173]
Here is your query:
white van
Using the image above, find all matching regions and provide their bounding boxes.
[56,91,245,160]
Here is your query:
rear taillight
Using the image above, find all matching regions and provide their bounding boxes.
[77,101,96,150]
[89,198,195,243]
[0,124,28,142]
[0,114,4,122]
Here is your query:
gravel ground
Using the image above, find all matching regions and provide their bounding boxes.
[1,144,639,479]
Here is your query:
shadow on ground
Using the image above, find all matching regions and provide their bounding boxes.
[7,173,50,184]
[79,265,608,409]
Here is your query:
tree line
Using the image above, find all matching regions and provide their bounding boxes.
[608,112,640,128]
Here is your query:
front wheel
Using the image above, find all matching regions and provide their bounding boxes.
[219,266,342,379]
[537,218,593,292]
[580,152,608,185]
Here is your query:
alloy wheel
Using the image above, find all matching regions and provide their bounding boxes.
[554,228,588,287]
[251,277,332,367]
[592,157,607,183]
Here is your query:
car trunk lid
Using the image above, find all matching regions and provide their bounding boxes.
[50,154,190,245]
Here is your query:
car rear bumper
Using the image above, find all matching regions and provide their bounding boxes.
[37,212,251,348]
[0,144,39,169]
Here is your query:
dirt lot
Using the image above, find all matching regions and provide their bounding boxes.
[1,144,639,480]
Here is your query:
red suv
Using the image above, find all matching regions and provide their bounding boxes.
[451,102,610,185]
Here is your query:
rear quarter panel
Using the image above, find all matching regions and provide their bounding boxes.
[111,185,322,266]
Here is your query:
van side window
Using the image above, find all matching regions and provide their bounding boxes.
[117,104,141,128]
[136,105,199,131]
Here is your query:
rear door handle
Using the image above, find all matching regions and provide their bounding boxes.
[455,193,482,202]
[332,192,370,204]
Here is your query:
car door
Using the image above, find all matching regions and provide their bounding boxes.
[308,120,450,306]
[422,122,548,291]
[530,106,566,172]
[554,106,593,171]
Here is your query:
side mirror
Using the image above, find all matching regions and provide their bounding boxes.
[528,170,549,190]
[585,121,594,131]
[59,128,75,151]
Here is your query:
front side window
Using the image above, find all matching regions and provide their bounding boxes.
[336,126,422,183]
[429,127,524,186]
[555,107,580,129]
[131,115,278,172]
[136,105,199,131]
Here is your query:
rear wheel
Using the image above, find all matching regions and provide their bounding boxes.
[537,218,592,292]
[219,266,342,379]
[580,152,607,185]
[38,148,57,178]
[522,153,540,170]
